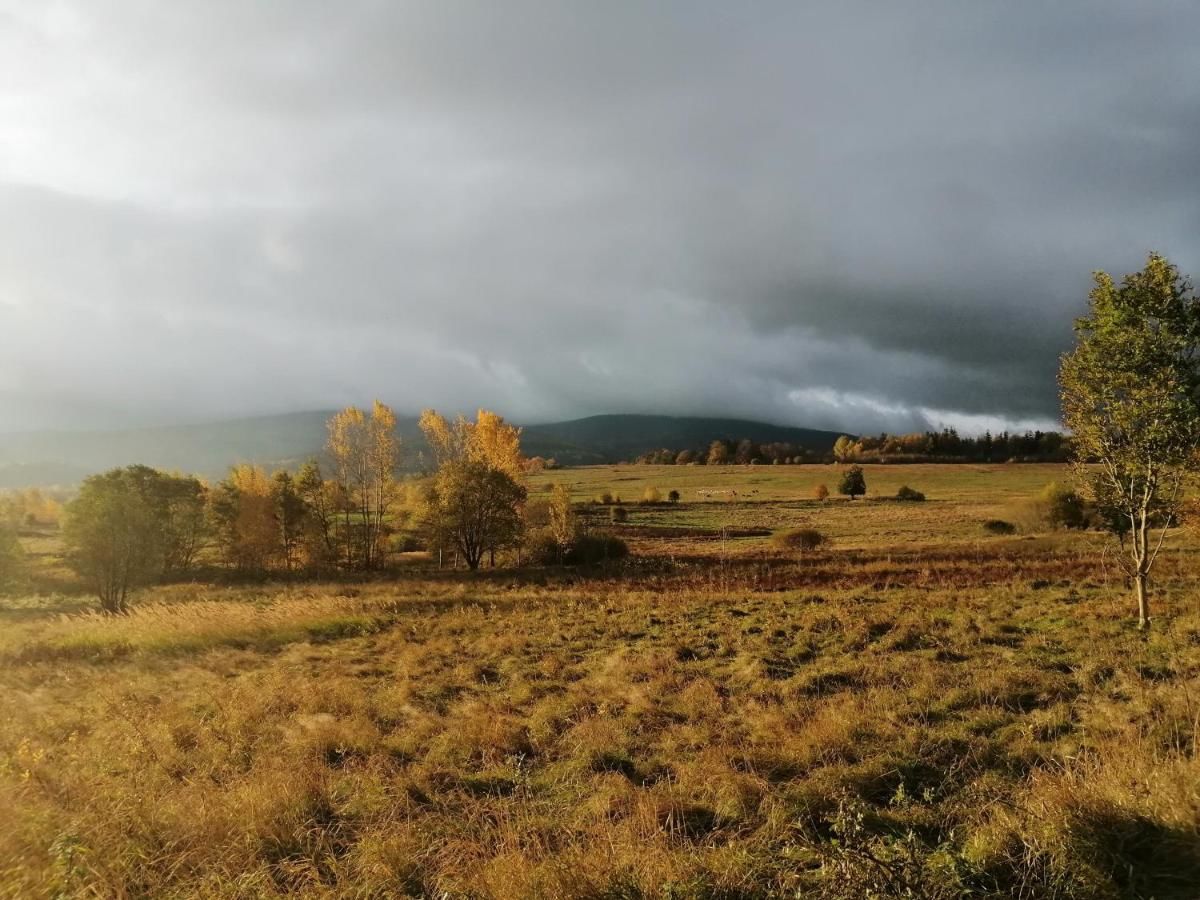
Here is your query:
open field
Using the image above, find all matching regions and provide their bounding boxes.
[3,465,1200,898]
[533,464,1072,548]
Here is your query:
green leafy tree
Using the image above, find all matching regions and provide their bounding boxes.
[1060,253,1200,629]
[838,465,867,500]
[150,470,209,575]
[423,461,526,570]
[97,465,208,577]
[63,468,166,612]
[1038,482,1086,529]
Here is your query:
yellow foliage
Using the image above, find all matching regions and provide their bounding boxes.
[326,402,401,568]
[468,409,524,480]
[418,408,461,464]
[0,488,64,527]
[420,408,524,479]
[222,464,277,571]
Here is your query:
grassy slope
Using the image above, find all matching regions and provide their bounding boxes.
[2,465,1199,899]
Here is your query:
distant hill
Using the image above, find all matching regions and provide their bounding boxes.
[521,415,845,466]
[0,411,847,487]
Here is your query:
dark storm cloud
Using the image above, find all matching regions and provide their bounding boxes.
[2,1,1198,433]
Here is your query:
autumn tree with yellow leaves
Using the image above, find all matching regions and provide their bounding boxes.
[419,408,524,480]
[327,401,401,569]
[420,408,527,567]
[210,464,278,573]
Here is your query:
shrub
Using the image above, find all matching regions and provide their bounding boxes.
[1010,482,1087,532]
[598,491,613,505]
[527,530,629,566]
[667,489,680,504]
[771,528,827,552]
[389,533,424,553]
[1040,482,1086,529]
[813,483,830,501]
[982,519,1016,535]
[565,533,629,565]
[610,507,628,524]
[641,486,662,505]
[523,530,561,566]
[895,485,925,502]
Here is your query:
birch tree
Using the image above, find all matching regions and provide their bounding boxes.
[419,408,523,478]
[1059,253,1200,629]
[326,402,401,568]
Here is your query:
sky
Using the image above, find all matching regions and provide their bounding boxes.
[2,1,1198,435]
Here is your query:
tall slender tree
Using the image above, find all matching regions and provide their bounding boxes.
[548,483,577,562]
[296,460,341,570]
[1059,253,1200,629]
[271,470,308,573]
[327,402,401,568]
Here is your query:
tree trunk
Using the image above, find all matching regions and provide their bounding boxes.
[1135,571,1150,630]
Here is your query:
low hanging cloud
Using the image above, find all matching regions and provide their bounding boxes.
[1,1,1198,434]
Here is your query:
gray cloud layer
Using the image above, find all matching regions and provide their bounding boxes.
[2,1,1198,434]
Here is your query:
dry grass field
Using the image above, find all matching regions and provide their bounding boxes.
[2,464,1199,898]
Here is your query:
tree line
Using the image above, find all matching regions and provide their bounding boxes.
[831,429,1070,463]
[633,430,1070,466]
[59,405,614,612]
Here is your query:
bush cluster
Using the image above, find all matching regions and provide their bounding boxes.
[525,531,629,566]
[982,519,1016,535]
[1007,482,1090,533]
[771,528,827,551]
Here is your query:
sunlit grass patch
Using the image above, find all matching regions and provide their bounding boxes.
[2,593,400,661]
